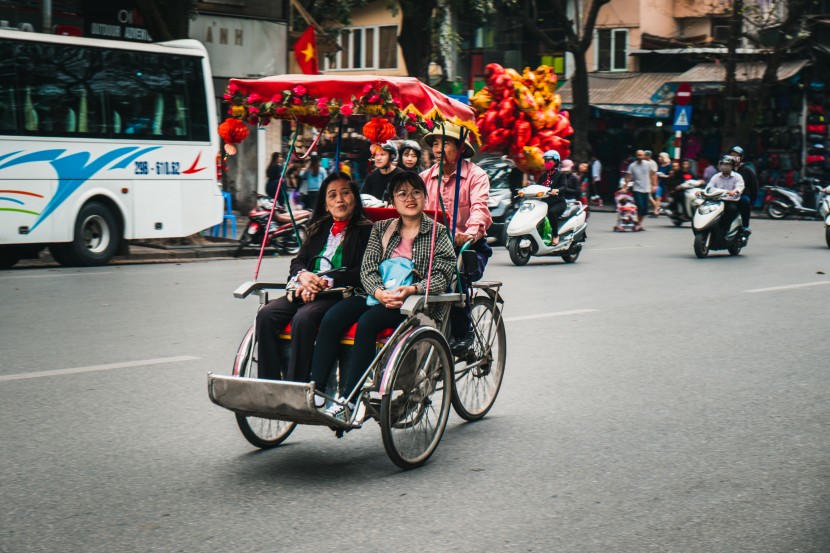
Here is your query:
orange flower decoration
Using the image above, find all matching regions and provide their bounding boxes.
[362,116,395,146]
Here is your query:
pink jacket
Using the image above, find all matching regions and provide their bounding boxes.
[420,160,492,241]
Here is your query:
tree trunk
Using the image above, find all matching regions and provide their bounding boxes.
[722,0,743,146]
[570,51,591,162]
[398,1,437,80]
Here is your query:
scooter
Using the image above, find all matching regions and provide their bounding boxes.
[819,185,830,248]
[361,194,387,208]
[667,178,705,226]
[237,194,311,256]
[692,189,748,258]
[506,184,587,266]
[764,179,826,220]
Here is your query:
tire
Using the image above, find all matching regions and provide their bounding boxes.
[825,226,830,249]
[235,233,252,257]
[0,247,22,269]
[281,225,307,256]
[562,243,581,263]
[51,201,120,266]
[693,232,709,258]
[380,327,453,470]
[728,243,742,256]
[765,203,788,220]
[672,219,683,227]
[233,325,296,449]
[451,297,506,422]
[507,236,531,266]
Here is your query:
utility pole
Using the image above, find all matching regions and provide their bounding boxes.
[42,0,52,33]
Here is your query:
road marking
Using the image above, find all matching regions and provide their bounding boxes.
[0,355,199,382]
[505,309,598,322]
[0,272,115,280]
[744,281,830,294]
[589,246,658,252]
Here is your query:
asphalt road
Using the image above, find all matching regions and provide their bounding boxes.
[1,212,829,553]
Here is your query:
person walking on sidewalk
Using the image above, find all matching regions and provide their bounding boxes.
[624,150,657,226]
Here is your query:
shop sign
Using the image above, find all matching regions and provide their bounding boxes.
[84,0,153,42]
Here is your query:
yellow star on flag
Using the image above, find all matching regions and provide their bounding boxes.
[301,42,315,62]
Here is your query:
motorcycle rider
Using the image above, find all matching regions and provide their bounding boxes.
[728,146,758,235]
[539,150,578,246]
[702,155,745,234]
[361,141,403,202]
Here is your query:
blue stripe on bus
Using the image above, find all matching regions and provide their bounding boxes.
[0,197,25,205]
[109,146,162,169]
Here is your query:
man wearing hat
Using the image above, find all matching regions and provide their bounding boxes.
[420,122,492,354]
[420,123,492,247]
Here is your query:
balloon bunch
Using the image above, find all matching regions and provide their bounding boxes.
[471,64,573,175]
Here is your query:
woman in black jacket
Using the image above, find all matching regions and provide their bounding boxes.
[255,172,372,382]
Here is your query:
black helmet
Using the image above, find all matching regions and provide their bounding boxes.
[380,141,398,161]
[729,145,745,158]
[398,139,422,157]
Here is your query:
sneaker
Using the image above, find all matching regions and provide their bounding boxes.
[742,227,752,235]
[324,397,350,422]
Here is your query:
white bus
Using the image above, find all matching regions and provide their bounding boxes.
[0,29,224,268]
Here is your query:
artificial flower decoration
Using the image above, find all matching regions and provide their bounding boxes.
[362,116,396,152]
[471,63,573,175]
[217,117,250,155]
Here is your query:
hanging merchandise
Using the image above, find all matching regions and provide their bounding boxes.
[470,63,573,175]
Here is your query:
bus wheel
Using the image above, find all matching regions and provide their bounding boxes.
[51,202,120,267]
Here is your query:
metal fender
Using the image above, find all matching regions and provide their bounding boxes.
[506,200,545,236]
[379,326,451,396]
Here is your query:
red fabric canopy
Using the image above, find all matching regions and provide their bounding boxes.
[229,74,476,124]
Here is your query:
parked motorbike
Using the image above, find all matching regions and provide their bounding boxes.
[692,189,748,258]
[764,179,827,220]
[237,194,311,256]
[506,184,587,266]
[820,185,830,248]
[480,156,522,245]
[667,178,705,226]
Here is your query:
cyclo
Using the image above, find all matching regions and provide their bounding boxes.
[208,75,506,470]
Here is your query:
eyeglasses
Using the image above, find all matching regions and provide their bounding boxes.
[393,189,424,200]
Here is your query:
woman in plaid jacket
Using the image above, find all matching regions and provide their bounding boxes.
[309,172,456,420]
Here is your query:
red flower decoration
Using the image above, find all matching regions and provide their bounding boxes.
[368,94,381,104]
[424,120,435,130]
[340,103,354,116]
[292,85,308,96]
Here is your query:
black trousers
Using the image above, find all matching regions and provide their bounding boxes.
[720,201,740,234]
[255,296,339,381]
[546,201,567,238]
[310,296,405,398]
[738,195,751,227]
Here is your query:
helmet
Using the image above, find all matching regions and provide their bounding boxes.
[543,150,560,162]
[398,139,422,157]
[380,141,398,161]
[729,145,745,157]
[718,155,737,168]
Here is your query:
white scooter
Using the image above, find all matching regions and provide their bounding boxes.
[820,185,830,248]
[506,184,587,266]
[668,178,705,226]
[692,189,748,258]
[361,194,387,208]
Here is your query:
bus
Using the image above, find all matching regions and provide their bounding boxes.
[0,29,224,268]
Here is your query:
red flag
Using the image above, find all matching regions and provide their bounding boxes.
[293,26,319,75]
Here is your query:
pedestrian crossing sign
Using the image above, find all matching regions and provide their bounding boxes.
[673,106,692,131]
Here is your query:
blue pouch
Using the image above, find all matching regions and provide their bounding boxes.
[367,257,416,306]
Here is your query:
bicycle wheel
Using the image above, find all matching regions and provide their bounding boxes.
[232,325,296,449]
[451,296,506,421]
[380,327,453,470]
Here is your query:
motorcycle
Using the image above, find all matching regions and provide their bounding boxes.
[237,194,311,256]
[667,178,705,226]
[820,185,830,248]
[692,189,748,258]
[506,184,587,266]
[764,179,827,220]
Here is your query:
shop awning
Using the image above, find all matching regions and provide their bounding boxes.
[667,60,809,84]
[558,72,682,118]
